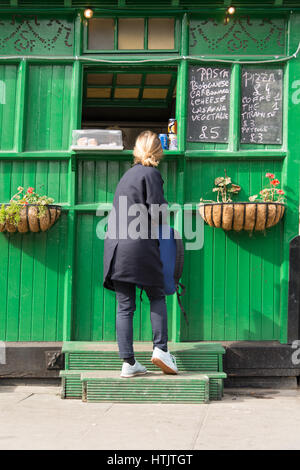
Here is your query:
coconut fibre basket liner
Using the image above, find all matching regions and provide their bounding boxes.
[0,204,61,233]
[199,202,285,232]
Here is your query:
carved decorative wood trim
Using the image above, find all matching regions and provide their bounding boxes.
[0,15,74,55]
[190,16,286,56]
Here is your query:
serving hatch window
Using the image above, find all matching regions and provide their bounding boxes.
[86,17,176,52]
[82,67,177,150]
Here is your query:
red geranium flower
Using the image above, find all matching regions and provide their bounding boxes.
[266,173,275,179]
[27,187,34,194]
[271,179,280,186]
[277,189,285,195]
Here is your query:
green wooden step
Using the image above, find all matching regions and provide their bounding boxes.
[81,371,210,404]
[63,342,225,373]
[62,341,225,353]
[60,370,82,399]
[60,370,227,401]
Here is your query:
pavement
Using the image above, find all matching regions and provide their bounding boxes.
[0,383,300,450]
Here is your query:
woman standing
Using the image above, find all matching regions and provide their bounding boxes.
[103,131,178,378]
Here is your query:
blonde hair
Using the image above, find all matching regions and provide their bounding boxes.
[133,131,163,167]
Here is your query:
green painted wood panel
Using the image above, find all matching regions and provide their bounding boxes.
[25,65,73,151]
[0,160,68,341]
[0,160,69,203]
[0,214,67,341]
[77,159,131,204]
[182,159,284,341]
[0,64,17,150]
[73,214,105,341]
[77,158,178,205]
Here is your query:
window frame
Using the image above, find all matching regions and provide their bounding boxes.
[83,14,180,54]
[83,67,178,109]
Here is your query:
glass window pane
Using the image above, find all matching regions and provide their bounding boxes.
[87,88,111,98]
[88,18,115,50]
[116,74,142,85]
[118,18,144,50]
[87,73,113,85]
[114,88,140,99]
[145,74,172,85]
[148,18,175,50]
[142,88,168,99]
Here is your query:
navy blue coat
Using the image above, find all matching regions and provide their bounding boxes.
[103,163,168,291]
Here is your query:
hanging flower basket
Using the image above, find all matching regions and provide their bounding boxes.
[0,186,61,234]
[199,201,285,232]
[0,203,61,233]
[199,171,286,232]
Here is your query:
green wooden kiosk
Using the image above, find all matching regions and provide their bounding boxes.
[0,1,300,398]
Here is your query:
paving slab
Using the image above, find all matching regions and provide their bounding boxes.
[0,385,299,450]
[195,389,300,450]
[80,403,208,450]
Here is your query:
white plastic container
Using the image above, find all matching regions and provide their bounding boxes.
[71,129,123,150]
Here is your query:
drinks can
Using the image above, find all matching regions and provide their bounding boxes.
[168,119,177,135]
[158,134,168,150]
[168,134,178,150]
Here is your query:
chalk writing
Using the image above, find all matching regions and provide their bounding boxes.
[187,66,231,142]
[240,68,283,144]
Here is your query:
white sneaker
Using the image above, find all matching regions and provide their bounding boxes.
[151,347,178,375]
[120,360,148,378]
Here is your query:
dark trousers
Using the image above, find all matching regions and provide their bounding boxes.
[112,280,168,359]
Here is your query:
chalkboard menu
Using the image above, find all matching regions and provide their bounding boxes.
[240,68,283,144]
[187,66,231,143]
